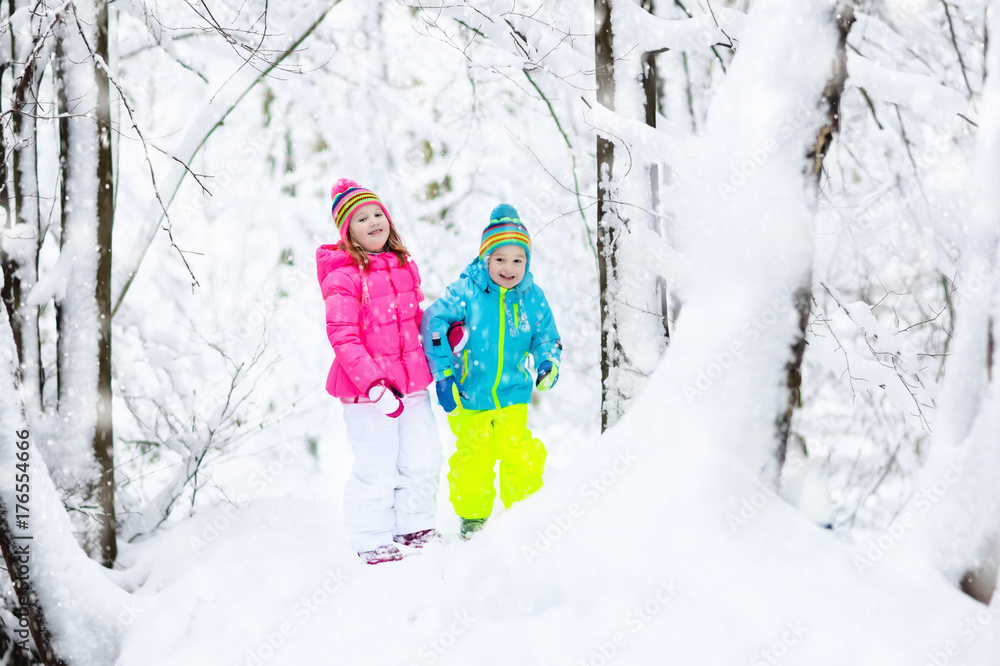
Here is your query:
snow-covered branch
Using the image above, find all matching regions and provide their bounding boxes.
[847,51,977,124]
[112,0,342,315]
[610,0,743,54]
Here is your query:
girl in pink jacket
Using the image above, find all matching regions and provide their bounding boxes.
[317,179,442,565]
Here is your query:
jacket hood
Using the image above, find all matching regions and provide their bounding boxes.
[316,244,355,283]
[461,257,534,294]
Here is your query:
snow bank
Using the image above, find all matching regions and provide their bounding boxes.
[1,280,130,665]
[111,2,984,665]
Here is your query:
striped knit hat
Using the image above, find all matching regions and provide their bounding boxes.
[480,204,530,265]
[330,178,394,243]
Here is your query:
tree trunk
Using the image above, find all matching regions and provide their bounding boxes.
[595,0,618,432]
[0,466,64,666]
[94,0,117,568]
[0,499,66,666]
[595,0,670,432]
[774,2,854,479]
[925,0,1000,604]
[54,0,116,566]
[5,0,44,415]
[642,1,671,346]
[1,297,127,664]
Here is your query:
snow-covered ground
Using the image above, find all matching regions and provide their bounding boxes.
[2,1,997,664]
[109,342,993,666]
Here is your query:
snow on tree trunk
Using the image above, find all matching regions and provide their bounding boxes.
[49,1,116,566]
[665,0,854,481]
[595,0,620,432]
[1,272,129,665]
[775,2,854,475]
[595,0,698,431]
[907,1,1000,603]
[3,0,47,417]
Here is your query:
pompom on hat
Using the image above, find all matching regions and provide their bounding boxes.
[479,203,531,265]
[330,178,394,242]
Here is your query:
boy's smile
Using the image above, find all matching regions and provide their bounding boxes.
[487,245,527,288]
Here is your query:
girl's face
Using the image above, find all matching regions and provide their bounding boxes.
[348,203,390,253]
[487,245,527,289]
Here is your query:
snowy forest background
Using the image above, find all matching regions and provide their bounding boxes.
[1,0,1000,664]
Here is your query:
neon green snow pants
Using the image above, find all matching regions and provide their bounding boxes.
[446,403,546,519]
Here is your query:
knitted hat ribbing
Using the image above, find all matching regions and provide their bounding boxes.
[480,204,530,264]
[330,178,394,243]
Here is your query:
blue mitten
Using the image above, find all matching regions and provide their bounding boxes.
[436,373,461,413]
[536,360,559,391]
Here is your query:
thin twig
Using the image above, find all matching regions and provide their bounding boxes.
[704,0,735,49]
[522,70,596,261]
[674,0,727,72]
[940,0,974,99]
[858,87,884,130]
[72,7,201,292]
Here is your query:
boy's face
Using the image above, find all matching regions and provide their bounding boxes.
[487,245,527,289]
[348,203,389,253]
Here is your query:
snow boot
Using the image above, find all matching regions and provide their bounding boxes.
[358,544,404,565]
[459,518,487,540]
[394,529,443,548]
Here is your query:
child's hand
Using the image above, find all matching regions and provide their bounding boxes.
[368,381,404,418]
[535,360,559,391]
[435,374,462,413]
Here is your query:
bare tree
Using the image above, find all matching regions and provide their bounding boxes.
[774,1,855,476]
[0,0,343,660]
[595,0,679,431]
[910,0,1000,604]
[50,0,117,566]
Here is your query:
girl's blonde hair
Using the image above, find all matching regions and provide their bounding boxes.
[339,225,410,271]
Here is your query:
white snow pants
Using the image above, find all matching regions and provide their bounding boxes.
[341,390,442,552]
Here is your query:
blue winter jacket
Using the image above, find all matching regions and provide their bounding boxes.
[421,258,562,411]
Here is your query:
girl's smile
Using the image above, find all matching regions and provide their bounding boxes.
[349,203,390,253]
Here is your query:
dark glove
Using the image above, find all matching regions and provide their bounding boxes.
[435,373,462,413]
[535,360,559,391]
[368,381,404,418]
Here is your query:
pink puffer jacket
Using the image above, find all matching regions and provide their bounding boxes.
[316,245,433,400]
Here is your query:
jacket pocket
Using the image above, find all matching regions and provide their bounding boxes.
[519,352,532,382]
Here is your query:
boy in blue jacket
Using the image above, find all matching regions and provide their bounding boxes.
[421,204,562,539]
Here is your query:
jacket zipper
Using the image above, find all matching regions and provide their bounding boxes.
[492,287,507,409]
